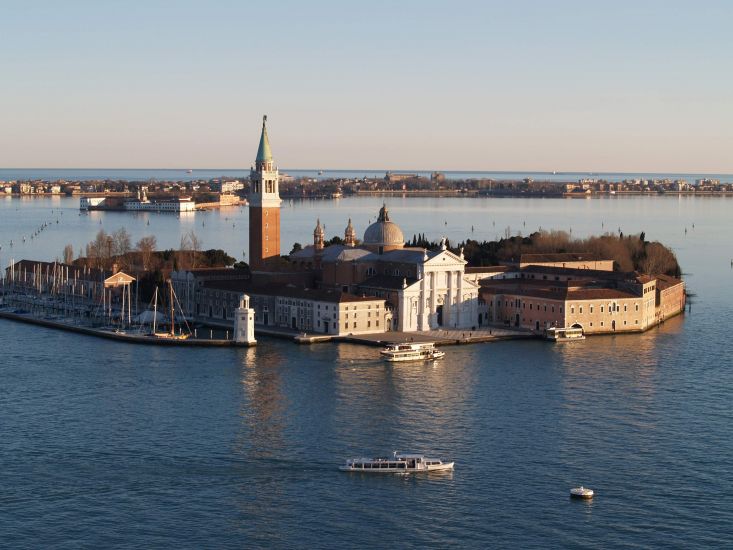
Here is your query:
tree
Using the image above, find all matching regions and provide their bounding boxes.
[188,230,202,268]
[62,244,74,264]
[290,242,303,254]
[112,227,132,257]
[85,229,111,269]
[111,227,132,269]
[640,241,680,276]
[178,230,203,270]
[324,236,344,247]
[136,235,157,271]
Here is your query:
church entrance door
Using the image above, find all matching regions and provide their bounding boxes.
[436,305,444,326]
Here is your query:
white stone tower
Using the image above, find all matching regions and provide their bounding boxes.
[234,294,257,345]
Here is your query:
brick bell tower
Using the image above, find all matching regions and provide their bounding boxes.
[249,115,281,270]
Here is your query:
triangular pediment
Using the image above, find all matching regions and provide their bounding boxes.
[424,249,467,266]
[104,271,136,286]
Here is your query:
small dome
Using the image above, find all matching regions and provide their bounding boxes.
[363,205,404,250]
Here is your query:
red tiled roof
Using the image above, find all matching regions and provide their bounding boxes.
[480,278,638,301]
[202,279,383,303]
[465,266,509,273]
[520,252,602,263]
[654,274,684,290]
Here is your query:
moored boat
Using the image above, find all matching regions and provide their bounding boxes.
[380,342,445,362]
[545,326,585,342]
[570,486,594,499]
[340,452,454,473]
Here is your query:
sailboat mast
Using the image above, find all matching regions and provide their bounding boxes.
[169,280,174,336]
[153,287,158,334]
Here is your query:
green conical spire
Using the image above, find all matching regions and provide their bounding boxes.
[256,115,273,163]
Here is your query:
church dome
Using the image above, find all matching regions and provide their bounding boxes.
[363,204,404,252]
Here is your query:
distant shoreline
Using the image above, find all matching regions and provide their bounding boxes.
[2,168,733,184]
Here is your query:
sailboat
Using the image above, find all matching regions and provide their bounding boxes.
[149,280,190,340]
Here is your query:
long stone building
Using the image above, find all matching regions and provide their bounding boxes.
[480,265,685,334]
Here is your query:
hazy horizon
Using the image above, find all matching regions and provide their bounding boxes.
[2,1,732,172]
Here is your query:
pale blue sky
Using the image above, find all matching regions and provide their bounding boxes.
[1,0,731,172]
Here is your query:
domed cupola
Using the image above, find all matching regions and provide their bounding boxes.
[314,218,325,250]
[363,204,404,254]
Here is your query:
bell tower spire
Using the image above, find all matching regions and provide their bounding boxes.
[344,218,356,247]
[249,114,281,270]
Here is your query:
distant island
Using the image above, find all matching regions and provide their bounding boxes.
[1,172,732,202]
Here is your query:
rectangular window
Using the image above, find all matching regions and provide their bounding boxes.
[579,306,583,314]
[376,320,379,327]
[571,306,575,314]
[590,306,594,313]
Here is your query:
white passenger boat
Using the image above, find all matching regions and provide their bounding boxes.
[545,326,585,342]
[340,452,454,473]
[379,342,445,362]
[570,486,594,499]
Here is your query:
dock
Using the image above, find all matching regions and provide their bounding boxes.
[289,326,536,346]
[0,310,254,347]
[0,306,535,349]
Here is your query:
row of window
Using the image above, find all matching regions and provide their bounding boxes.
[343,320,379,330]
[570,303,639,314]
[497,299,563,314]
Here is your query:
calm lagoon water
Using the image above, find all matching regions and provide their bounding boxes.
[1,195,732,548]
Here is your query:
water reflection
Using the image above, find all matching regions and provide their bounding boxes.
[236,346,287,460]
[333,343,475,457]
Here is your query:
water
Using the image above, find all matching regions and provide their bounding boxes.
[1,195,732,548]
[1,167,733,183]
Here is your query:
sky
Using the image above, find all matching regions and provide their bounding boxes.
[1,0,732,172]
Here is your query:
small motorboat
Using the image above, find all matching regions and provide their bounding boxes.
[570,486,594,499]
